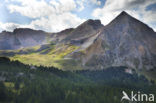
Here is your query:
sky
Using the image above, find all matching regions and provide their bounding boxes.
[0,0,156,32]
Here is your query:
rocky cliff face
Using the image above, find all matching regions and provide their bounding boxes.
[63,19,103,46]
[0,28,50,50]
[72,11,156,70]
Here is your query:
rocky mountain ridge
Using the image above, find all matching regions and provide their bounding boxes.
[74,11,156,70]
[0,11,156,72]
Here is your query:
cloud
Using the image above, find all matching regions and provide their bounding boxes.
[49,0,77,14]
[0,22,20,31]
[30,12,85,32]
[5,0,85,32]
[0,21,36,32]
[91,0,101,5]
[8,0,55,18]
[76,0,85,11]
[92,0,156,31]
[0,12,84,32]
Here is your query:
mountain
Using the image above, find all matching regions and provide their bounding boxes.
[70,11,156,71]
[0,19,103,50]
[0,28,51,50]
[52,19,103,45]
[0,11,156,77]
[65,19,103,42]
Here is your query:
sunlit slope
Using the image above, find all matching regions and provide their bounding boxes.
[9,44,82,70]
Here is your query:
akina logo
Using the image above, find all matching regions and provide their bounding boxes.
[121,91,155,102]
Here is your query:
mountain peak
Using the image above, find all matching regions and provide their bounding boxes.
[78,19,103,29]
[64,19,103,40]
[107,11,154,33]
[85,19,101,25]
[114,11,133,21]
[13,28,43,34]
[120,11,129,16]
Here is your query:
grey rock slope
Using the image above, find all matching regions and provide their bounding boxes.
[0,19,103,50]
[64,19,103,45]
[74,11,156,70]
[0,28,50,50]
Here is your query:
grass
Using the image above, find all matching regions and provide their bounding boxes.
[0,45,41,54]
[10,44,80,70]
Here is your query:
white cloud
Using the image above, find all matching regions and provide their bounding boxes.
[5,0,85,32]
[0,12,85,32]
[91,0,101,5]
[92,0,156,31]
[0,22,36,32]
[8,0,55,18]
[0,22,20,31]
[75,0,101,12]
[30,13,85,32]
[76,0,85,11]
[50,0,77,14]
[141,10,156,23]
